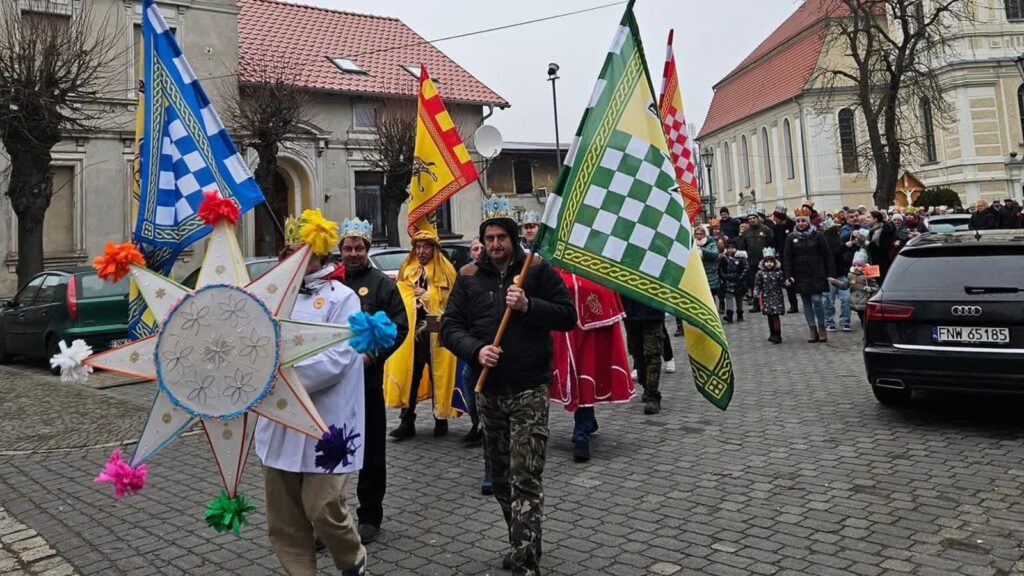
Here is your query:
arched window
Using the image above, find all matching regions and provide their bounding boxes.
[921,97,936,163]
[1007,0,1024,21]
[1017,84,1024,143]
[838,108,859,173]
[741,135,751,187]
[760,127,772,183]
[723,141,733,191]
[783,119,795,179]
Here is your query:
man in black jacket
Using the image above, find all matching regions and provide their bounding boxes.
[969,199,1000,231]
[718,207,741,240]
[338,219,409,545]
[441,212,576,576]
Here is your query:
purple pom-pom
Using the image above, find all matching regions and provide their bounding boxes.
[315,424,361,473]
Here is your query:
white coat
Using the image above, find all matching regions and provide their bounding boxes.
[255,279,365,474]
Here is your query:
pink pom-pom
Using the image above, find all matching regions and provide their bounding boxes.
[94,449,148,499]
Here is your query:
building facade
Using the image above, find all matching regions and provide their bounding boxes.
[484,141,568,221]
[698,0,1024,216]
[0,0,507,296]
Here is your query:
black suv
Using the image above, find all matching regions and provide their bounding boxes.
[863,230,1024,405]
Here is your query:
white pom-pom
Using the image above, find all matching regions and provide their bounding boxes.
[49,339,93,384]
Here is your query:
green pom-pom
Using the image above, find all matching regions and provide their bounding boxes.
[204,491,256,535]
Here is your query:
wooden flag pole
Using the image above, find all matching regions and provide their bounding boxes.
[474,250,536,393]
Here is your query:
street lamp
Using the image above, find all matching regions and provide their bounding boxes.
[1015,54,1024,82]
[548,63,562,170]
[700,146,715,221]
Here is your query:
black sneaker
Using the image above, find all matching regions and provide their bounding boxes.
[389,421,415,441]
[573,438,591,463]
[433,419,449,437]
[358,523,379,544]
[644,399,661,415]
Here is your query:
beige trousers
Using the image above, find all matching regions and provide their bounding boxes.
[263,466,365,576]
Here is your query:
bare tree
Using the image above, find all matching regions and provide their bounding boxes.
[365,100,417,247]
[221,53,314,256]
[0,1,121,287]
[813,0,968,208]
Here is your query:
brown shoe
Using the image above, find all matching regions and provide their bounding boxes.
[807,327,820,343]
[817,325,828,343]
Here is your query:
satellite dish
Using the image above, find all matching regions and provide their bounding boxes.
[474,125,504,159]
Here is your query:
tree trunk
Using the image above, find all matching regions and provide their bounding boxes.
[6,144,54,288]
[252,142,279,256]
[382,199,403,248]
[873,165,898,209]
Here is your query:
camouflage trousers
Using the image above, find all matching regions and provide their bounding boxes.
[624,320,663,402]
[478,386,549,576]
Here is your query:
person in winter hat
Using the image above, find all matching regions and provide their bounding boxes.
[754,248,787,343]
[844,251,878,327]
[717,239,748,323]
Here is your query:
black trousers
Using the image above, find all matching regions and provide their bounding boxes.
[357,378,386,527]
[402,334,433,422]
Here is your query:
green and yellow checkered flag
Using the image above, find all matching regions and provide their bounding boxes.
[537,0,733,410]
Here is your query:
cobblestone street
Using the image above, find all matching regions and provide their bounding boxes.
[1,317,1023,575]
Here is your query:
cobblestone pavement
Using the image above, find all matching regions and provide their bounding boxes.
[1,315,1023,575]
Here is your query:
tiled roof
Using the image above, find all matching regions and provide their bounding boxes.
[699,0,843,138]
[236,0,508,108]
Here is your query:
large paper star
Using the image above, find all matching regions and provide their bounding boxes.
[86,222,352,499]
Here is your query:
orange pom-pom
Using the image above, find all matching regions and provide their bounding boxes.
[198,189,240,226]
[92,242,144,283]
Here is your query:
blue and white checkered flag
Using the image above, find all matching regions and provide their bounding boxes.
[134,0,263,253]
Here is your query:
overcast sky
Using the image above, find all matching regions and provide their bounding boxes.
[296,0,801,144]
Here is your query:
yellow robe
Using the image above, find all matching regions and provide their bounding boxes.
[382,248,459,419]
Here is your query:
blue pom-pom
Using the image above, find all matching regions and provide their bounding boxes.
[348,310,398,354]
[315,424,361,473]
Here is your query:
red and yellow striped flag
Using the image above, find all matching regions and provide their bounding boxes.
[407,65,479,236]
[658,29,701,223]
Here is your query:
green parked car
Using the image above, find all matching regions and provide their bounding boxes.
[0,268,130,371]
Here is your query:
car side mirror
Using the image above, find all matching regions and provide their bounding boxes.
[3,299,18,309]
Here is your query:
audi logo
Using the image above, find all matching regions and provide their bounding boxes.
[951,306,983,317]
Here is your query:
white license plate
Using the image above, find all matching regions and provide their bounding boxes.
[933,326,1010,344]
[108,338,130,348]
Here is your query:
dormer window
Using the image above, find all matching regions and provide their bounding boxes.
[401,64,440,85]
[331,57,366,74]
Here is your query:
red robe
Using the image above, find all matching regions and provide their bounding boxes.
[550,269,635,411]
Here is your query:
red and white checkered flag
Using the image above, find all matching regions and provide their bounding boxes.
[658,29,701,224]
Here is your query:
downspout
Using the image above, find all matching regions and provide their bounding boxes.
[793,97,811,200]
[480,104,495,126]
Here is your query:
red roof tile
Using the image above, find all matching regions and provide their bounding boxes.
[237,0,508,108]
[698,0,845,138]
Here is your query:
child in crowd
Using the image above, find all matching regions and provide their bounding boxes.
[844,251,878,327]
[717,239,748,323]
[754,248,787,343]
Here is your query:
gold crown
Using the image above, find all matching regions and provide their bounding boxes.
[284,215,304,246]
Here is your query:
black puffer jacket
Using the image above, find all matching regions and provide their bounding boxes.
[441,243,576,396]
[783,228,835,295]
